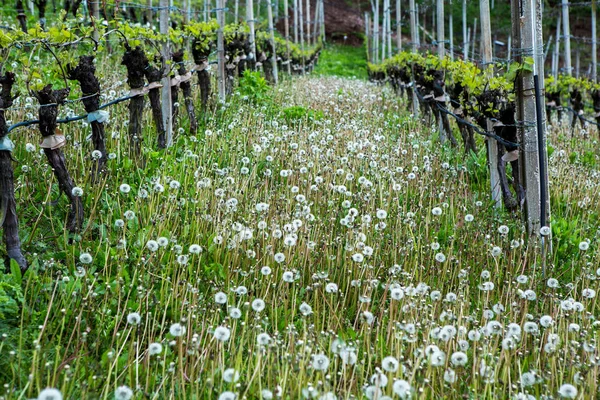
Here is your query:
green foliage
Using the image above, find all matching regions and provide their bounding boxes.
[313,45,368,79]
[239,70,271,104]
[0,269,24,321]
[282,105,323,122]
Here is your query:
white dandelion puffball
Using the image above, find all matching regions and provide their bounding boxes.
[79,253,93,264]
[38,388,63,400]
[148,342,163,355]
[299,302,313,316]
[465,214,474,222]
[119,183,131,194]
[71,186,84,197]
[558,384,578,399]
[114,385,133,400]
[126,312,141,325]
[214,291,228,304]
[381,356,399,372]
[312,354,330,371]
[257,333,271,346]
[218,391,237,400]
[214,326,231,342]
[579,241,589,251]
[392,380,412,398]
[539,226,551,236]
[252,298,266,312]
[432,207,443,216]
[169,323,186,337]
[223,368,240,383]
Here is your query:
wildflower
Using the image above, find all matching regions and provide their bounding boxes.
[229,308,242,319]
[146,240,159,252]
[71,187,84,197]
[214,292,227,304]
[579,241,589,251]
[547,278,559,288]
[26,143,36,152]
[390,287,404,300]
[491,246,502,257]
[364,386,382,400]
[38,388,63,400]
[261,266,272,276]
[582,288,596,299]
[79,253,93,264]
[432,207,443,216]
[177,255,189,265]
[376,209,388,219]
[352,253,364,262]
[524,322,539,334]
[92,150,103,159]
[325,283,338,293]
[312,354,330,371]
[169,180,181,190]
[148,342,163,355]
[235,286,248,295]
[252,299,266,312]
[126,312,141,325]
[558,384,578,399]
[124,210,136,220]
[299,302,313,316]
[189,244,202,254]
[444,368,457,384]
[261,389,273,399]
[257,333,271,345]
[119,184,131,194]
[465,214,474,222]
[223,368,240,383]
[520,371,536,387]
[450,351,468,367]
[498,225,509,234]
[274,253,286,263]
[114,386,133,400]
[218,392,236,400]
[435,253,446,263]
[381,356,399,372]
[392,380,412,399]
[114,219,125,228]
[540,315,553,328]
[282,271,294,282]
[214,326,231,342]
[169,323,186,337]
[370,372,388,387]
[539,226,551,236]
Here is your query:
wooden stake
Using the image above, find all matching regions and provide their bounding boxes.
[409,0,418,116]
[306,0,310,45]
[481,0,502,208]
[562,0,572,75]
[593,0,597,82]
[462,0,467,60]
[160,0,172,147]
[320,0,325,42]
[396,0,401,53]
[436,0,444,58]
[382,0,387,61]
[449,0,453,60]
[294,0,298,43]
[267,0,278,83]
[284,0,291,73]
[374,0,380,63]
[553,14,561,78]
[366,12,371,63]
[248,0,257,67]
[299,0,305,71]
[471,17,477,62]
[217,0,226,101]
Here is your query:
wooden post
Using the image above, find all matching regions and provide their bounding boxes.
[267,0,278,83]
[436,0,444,58]
[299,0,305,71]
[160,0,172,147]
[90,0,99,41]
[512,0,541,234]
[544,35,552,63]
[575,47,580,78]
[382,0,387,61]
[320,0,326,43]
[146,0,152,26]
[449,0,453,60]
[409,0,418,116]
[562,0,572,75]
[415,3,419,45]
[306,0,310,45]
[294,0,298,43]
[593,0,597,82]
[387,0,392,57]
[204,0,208,21]
[471,17,477,62]
[248,0,257,68]
[284,0,291,73]
[366,12,371,62]
[462,0,467,60]
[481,0,502,208]
[217,0,226,101]
[374,0,380,63]
[235,0,239,22]
[553,14,561,78]
[313,0,320,44]
[396,0,401,53]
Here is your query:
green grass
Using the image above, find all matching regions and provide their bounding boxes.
[313,44,368,79]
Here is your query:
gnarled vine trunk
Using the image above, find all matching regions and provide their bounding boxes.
[144,57,166,149]
[68,55,107,181]
[173,50,197,135]
[0,73,27,272]
[122,46,148,156]
[33,85,84,234]
[16,0,27,32]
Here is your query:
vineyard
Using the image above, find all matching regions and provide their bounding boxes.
[0,0,599,400]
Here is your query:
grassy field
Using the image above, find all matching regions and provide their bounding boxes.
[1,46,600,400]
[313,44,368,80]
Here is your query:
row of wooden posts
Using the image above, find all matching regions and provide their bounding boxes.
[365,0,598,84]
[367,0,561,250]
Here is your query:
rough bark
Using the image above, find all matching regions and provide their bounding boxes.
[144,56,167,149]
[192,39,213,113]
[16,0,27,32]
[173,50,197,135]
[0,73,27,272]
[67,55,107,181]
[33,85,84,234]
[121,46,148,156]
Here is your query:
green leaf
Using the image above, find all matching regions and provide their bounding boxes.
[10,259,22,285]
